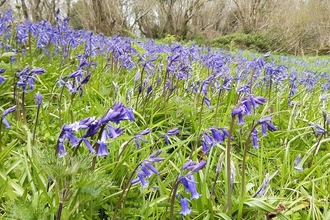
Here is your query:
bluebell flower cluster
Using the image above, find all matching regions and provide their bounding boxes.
[249,116,278,149]
[131,150,165,187]
[232,95,267,124]
[309,122,325,136]
[56,102,134,157]
[200,127,229,153]
[176,160,206,216]
[16,66,46,92]
[58,55,94,97]
[163,128,180,145]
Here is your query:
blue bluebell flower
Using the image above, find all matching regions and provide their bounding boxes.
[179,197,192,216]
[133,128,150,149]
[131,150,165,187]
[1,105,16,129]
[181,174,201,199]
[293,154,303,172]
[252,129,259,148]
[16,66,46,92]
[35,92,42,107]
[164,128,180,145]
[97,130,109,157]
[257,116,277,136]
[102,102,135,124]
[252,173,270,197]
[58,142,67,157]
[0,68,6,84]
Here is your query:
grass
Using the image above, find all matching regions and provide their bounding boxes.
[0,11,330,220]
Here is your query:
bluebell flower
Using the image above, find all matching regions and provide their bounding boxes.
[203,96,211,107]
[82,119,100,138]
[233,95,267,125]
[257,116,277,136]
[131,150,165,187]
[293,154,303,172]
[58,142,67,157]
[252,173,270,197]
[0,68,6,84]
[182,160,197,170]
[137,172,149,188]
[252,129,259,148]
[102,102,135,124]
[1,105,16,129]
[181,174,201,200]
[97,130,109,156]
[82,138,96,153]
[133,128,150,149]
[16,66,46,92]
[164,128,180,145]
[179,197,191,216]
[35,92,42,107]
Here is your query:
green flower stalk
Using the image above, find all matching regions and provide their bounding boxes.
[33,92,42,145]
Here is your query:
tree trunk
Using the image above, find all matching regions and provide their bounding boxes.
[20,0,29,20]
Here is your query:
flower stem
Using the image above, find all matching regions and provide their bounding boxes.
[0,120,2,152]
[224,117,235,217]
[113,164,141,219]
[237,124,257,219]
[58,86,65,127]
[169,177,180,220]
[32,106,40,146]
[21,92,27,124]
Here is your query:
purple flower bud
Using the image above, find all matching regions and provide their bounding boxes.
[166,128,180,136]
[254,96,266,105]
[182,160,197,170]
[186,175,201,199]
[2,117,11,129]
[211,128,222,142]
[261,123,267,136]
[0,75,6,84]
[237,112,244,125]
[150,150,162,158]
[252,173,270,197]
[266,123,277,132]
[138,128,151,136]
[191,160,207,173]
[35,92,42,107]
[232,107,243,118]
[293,154,303,172]
[204,96,211,107]
[242,100,251,115]
[65,131,81,147]
[134,137,141,149]
[2,105,17,117]
[258,116,272,124]
[30,67,46,74]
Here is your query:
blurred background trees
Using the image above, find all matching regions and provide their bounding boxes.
[1,0,330,54]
